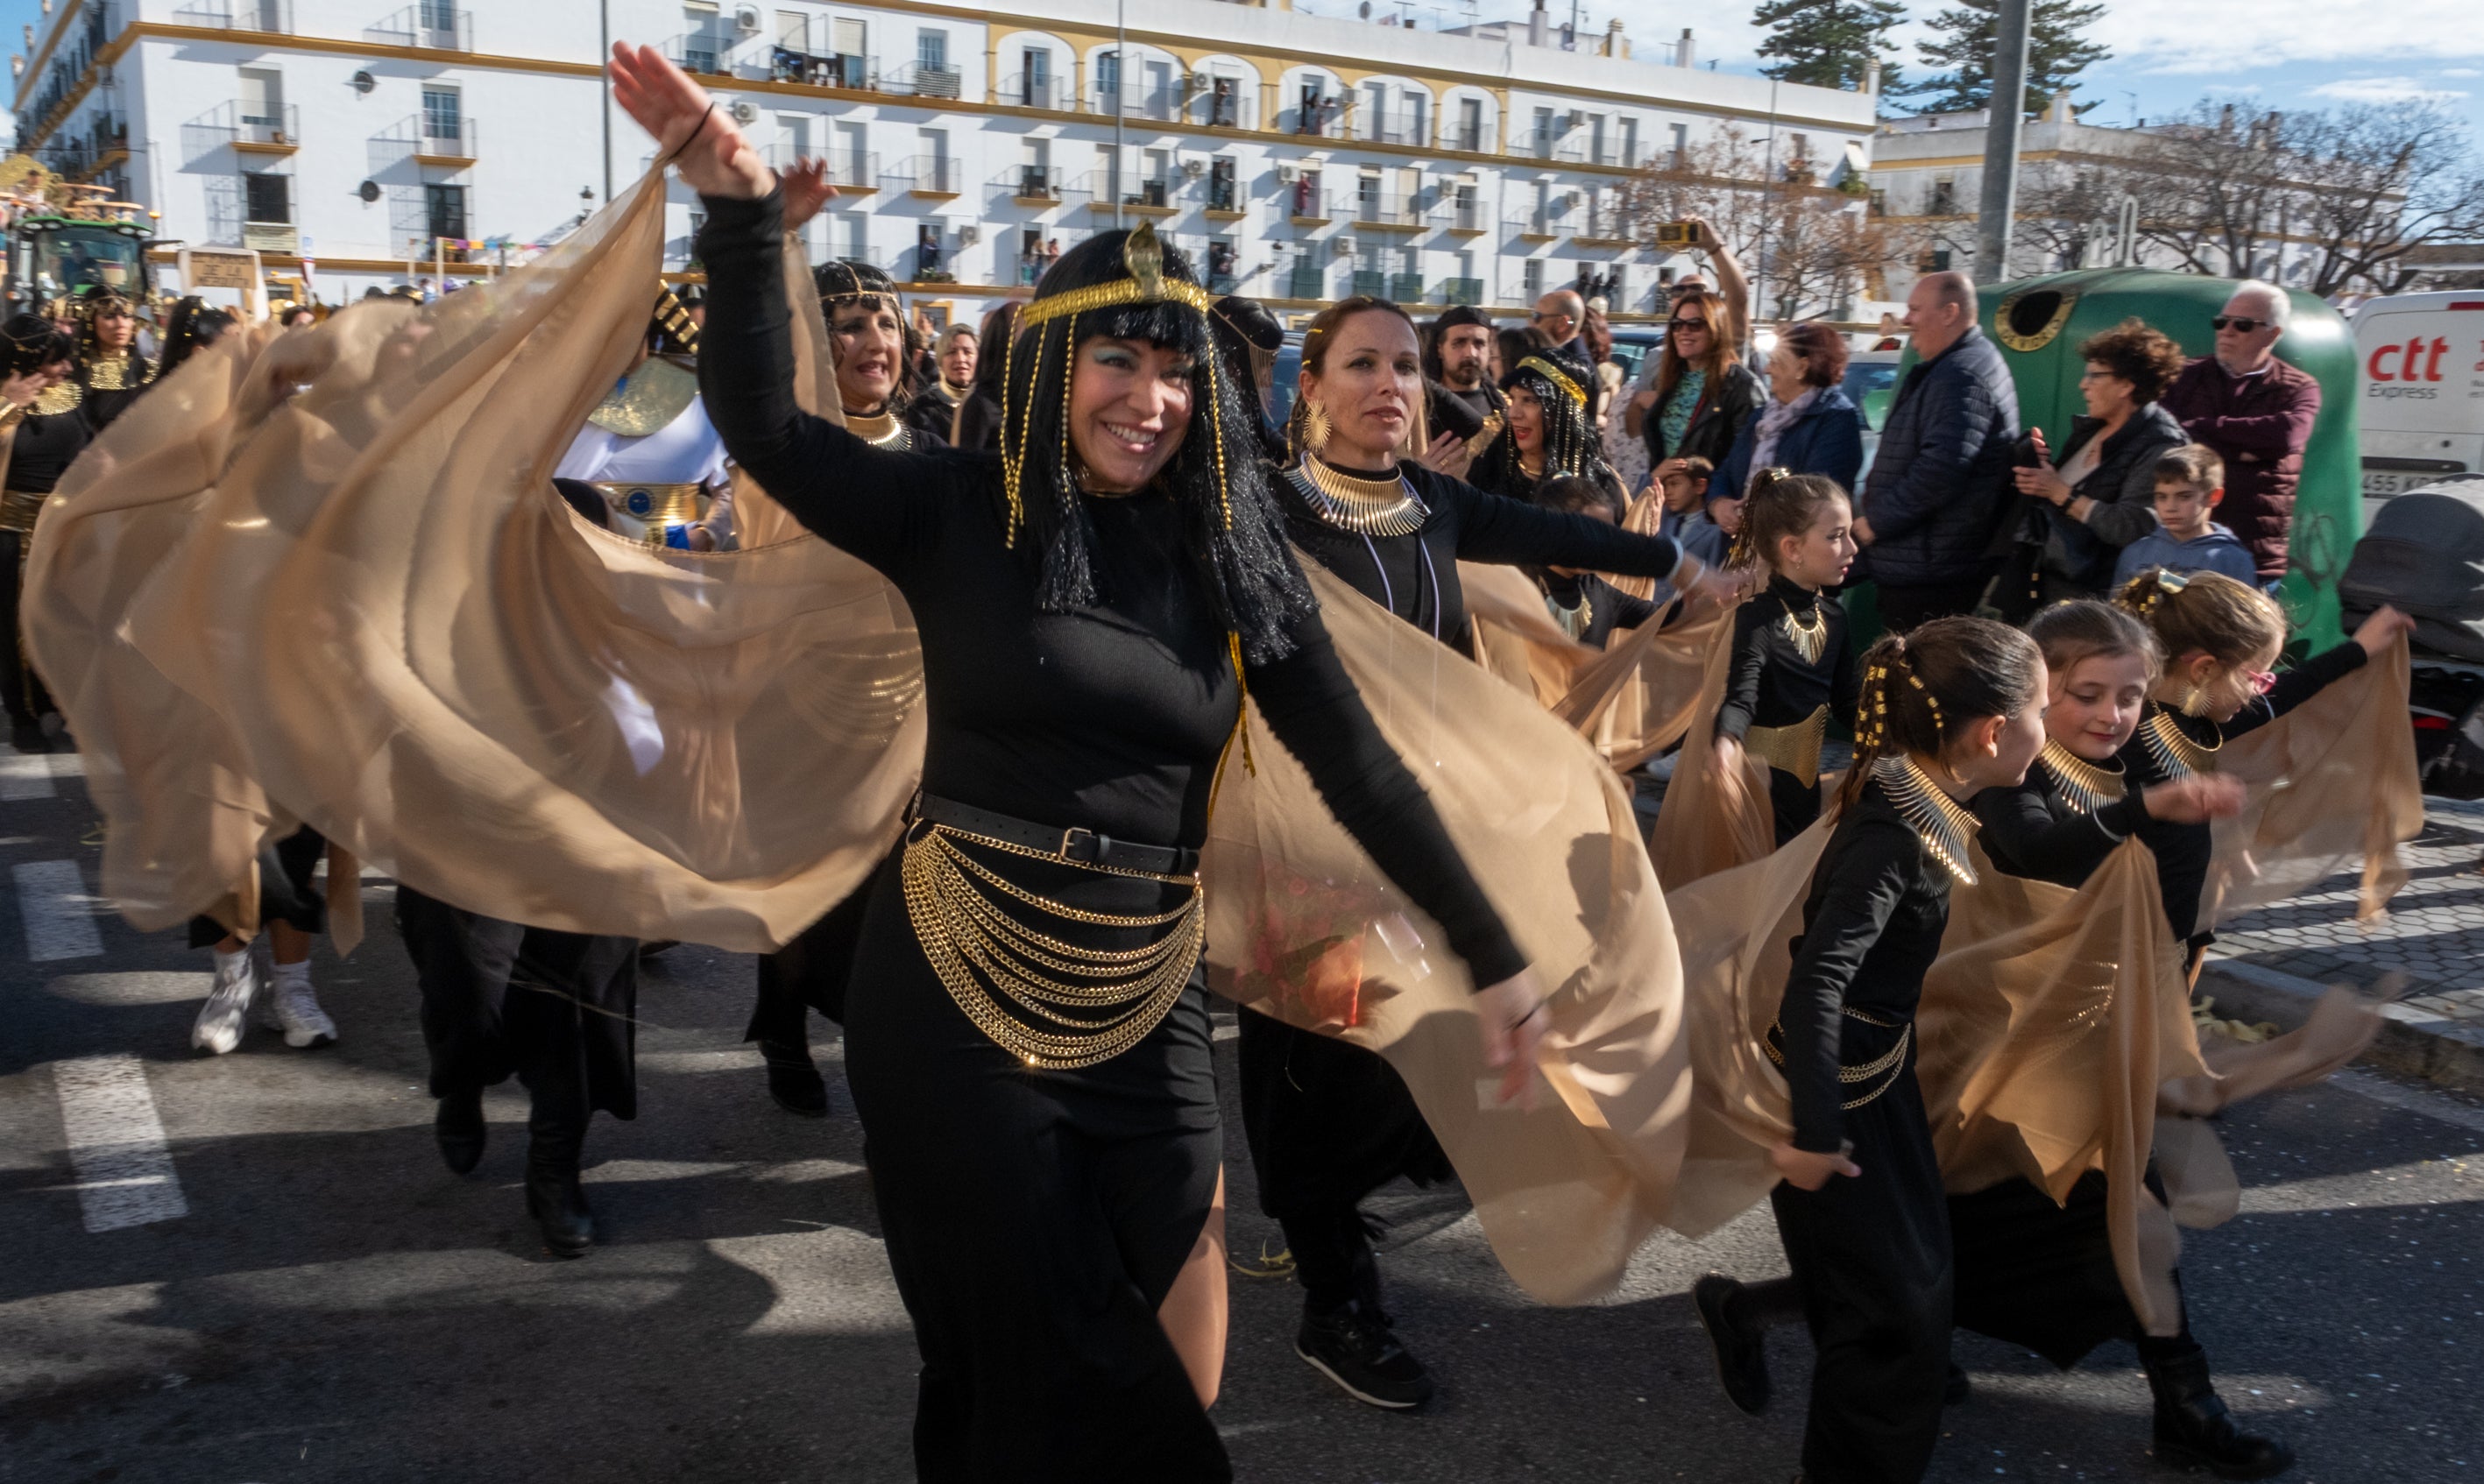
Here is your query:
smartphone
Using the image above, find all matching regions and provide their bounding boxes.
[1653,221,1695,248]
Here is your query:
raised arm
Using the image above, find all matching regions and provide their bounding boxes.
[1442,476,1684,578]
[1970,781,2141,888]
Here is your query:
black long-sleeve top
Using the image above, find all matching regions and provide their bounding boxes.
[1,405,93,493]
[2121,640,2369,941]
[1715,576,1859,743]
[1539,570,1659,649]
[77,350,152,434]
[696,189,1526,987]
[1778,778,1954,1153]
[1971,752,2149,888]
[1281,461,1684,647]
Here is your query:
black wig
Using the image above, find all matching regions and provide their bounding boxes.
[1485,352,1614,504]
[1003,229,1311,663]
[2,314,76,377]
[157,296,235,376]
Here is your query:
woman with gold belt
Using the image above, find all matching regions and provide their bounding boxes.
[0,315,88,753]
[614,46,1549,1481]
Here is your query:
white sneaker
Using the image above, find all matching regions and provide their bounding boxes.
[260,967,337,1049]
[192,950,258,1055]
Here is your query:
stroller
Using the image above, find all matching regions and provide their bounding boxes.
[2339,475,2484,799]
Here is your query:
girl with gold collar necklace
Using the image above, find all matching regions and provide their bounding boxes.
[616,45,1553,1478]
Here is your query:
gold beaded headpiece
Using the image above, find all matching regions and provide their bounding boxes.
[1515,355,1585,407]
[2119,565,2189,618]
[999,222,1233,542]
[1854,635,1943,751]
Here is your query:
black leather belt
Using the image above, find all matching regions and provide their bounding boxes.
[909,792,1200,879]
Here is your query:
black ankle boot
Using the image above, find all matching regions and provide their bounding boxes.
[760,1038,829,1118]
[2147,1349,2294,1479]
[434,1086,485,1174]
[524,1113,594,1259]
[1692,1274,1772,1415]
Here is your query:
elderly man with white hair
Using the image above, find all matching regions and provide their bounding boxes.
[2160,279,2321,583]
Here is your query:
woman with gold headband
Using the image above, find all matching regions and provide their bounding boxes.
[1248,293,1738,1409]
[612,46,1551,1480]
[812,258,945,450]
[1473,348,1622,506]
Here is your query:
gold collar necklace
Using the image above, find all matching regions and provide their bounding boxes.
[1779,589,1829,665]
[1289,457,1429,537]
[2141,706,2221,780]
[1872,754,1981,885]
[845,407,908,447]
[2040,738,2127,816]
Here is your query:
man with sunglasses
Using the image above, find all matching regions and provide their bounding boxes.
[2159,280,2319,584]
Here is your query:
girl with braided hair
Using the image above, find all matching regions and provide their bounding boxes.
[615,48,1556,1479]
[1699,617,2047,1484]
[1708,470,1861,846]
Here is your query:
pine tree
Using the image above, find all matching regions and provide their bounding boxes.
[1911,0,2111,117]
[1751,0,1907,92]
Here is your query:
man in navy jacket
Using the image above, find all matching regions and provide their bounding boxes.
[1853,272,2021,632]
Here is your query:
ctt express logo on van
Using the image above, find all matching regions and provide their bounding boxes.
[2366,334,2456,400]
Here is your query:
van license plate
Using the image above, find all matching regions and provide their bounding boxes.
[2362,471,2413,497]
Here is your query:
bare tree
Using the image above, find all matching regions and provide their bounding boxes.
[2126,101,2296,279]
[2282,102,2484,296]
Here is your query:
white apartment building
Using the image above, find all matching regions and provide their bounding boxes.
[13,0,1878,318]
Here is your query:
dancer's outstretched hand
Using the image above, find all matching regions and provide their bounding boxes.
[608,43,772,201]
[2141,773,2244,825]
[782,156,838,229]
[1769,1141,1860,1191]
[2353,603,2416,659]
[1475,969,1549,1108]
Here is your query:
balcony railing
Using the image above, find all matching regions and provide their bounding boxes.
[1288,261,1327,300]
[1001,72,1068,112]
[1284,185,1331,222]
[773,48,869,88]
[1193,86,1255,131]
[417,117,477,163]
[1362,108,1429,147]
[367,4,471,52]
[1351,189,1422,229]
[1003,165,1064,203]
[1433,197,1488,232]
[1506,213,1564,241]
[1442,277,1484,307]
[821,151,879,192]
[887,61,961,100]
[887,155,961,196]
[1206,180,1242,214]
[1390,272,1425,303]
[1292,98,1345,138]
[1450,124,1489,154]
[1351,268,1386,298]
[662,33,736,79]
[236,102,300,151]
[1575,210,1633,244]
[174,0,294,30]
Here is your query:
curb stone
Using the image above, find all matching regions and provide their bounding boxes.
[2197,957,2484,1099]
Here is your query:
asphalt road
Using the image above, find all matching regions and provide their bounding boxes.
[3,746,2480,1484]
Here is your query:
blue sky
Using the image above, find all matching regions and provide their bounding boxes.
[6,1,2480,145]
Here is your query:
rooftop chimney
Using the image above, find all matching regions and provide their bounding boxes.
[1677,26,1695,68]
[1528,0,1548,48]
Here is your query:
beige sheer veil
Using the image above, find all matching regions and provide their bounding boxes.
[1458,560,1719,771]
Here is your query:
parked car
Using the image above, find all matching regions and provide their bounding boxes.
[1841,348,1905,473]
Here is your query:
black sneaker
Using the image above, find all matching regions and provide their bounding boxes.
[1296,1300,1434,1410]
[1945,1361,1972,1406]
[760,1040,829,1118]
[1693,1274,1772,1416]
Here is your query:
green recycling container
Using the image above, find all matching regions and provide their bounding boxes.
[1978,268,2360,652]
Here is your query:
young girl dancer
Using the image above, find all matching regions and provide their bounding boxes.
[1709,471,1860,844]
[2113,570,2414,965]
[1762,617,2046,1483]
[1951,602,2299,1480]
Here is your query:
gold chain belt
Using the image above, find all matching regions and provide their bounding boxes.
[1743,704,1829,788]
[1762,1005,1913,1111]
[902,820,1205,1070]
[0,488,47,536]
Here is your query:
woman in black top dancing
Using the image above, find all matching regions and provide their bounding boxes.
[0,315,89,753]
[1242,293,1737,1409]
[613,47,1550,1482]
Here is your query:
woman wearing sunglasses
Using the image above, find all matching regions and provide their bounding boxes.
[2158,281,2320,586]
[1625,286,1760,513]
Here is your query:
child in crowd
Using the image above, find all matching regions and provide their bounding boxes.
[1944,599,2289,1480]
[1533,474,1659,647]
[1754,616,2049,1484]
[1709,471,1860,844]
[2110,446,2261,590]
[2113,569,2415,966]
[1623,456,1729,611]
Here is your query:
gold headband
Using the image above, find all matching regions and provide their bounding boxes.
[1016,223,1216,328]
[1516,355,1585,406]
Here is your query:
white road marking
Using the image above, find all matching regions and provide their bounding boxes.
[0,746,56,800]
[51,1054,188,1232]
[15,860,103,961]
[2330,1068,2484,1138]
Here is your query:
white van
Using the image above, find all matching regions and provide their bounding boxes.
[2355,291,2484,499]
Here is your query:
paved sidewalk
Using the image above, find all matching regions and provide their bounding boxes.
[2202,795,2484,1093]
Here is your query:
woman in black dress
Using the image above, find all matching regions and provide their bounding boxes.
[1250,294,1736,1409]
[1714,617,2047,1484]
[0,315,89,753]
[614,47,1551,1481]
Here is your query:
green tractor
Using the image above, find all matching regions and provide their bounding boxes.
[2,171,159,319]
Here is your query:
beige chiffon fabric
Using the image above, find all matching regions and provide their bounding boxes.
[1645,631,1778,890]
[1459,560,1723,772]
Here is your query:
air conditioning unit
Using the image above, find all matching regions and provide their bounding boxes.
[1179,158,1206,178]
[958,224,980,246]
[1565,109,1584,130]
[732,4,763,33]
[1192,70,1213,92]
[729,99,761,124]
[1333,234,1355,256]
[1277,164,1299,183]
